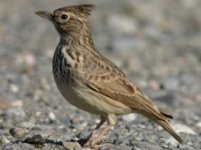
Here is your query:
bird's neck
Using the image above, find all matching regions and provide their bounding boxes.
[60,24,95,51]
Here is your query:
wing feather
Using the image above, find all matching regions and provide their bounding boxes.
[86,75,165,121]
[83,52,165,120]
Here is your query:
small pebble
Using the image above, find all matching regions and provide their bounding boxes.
[36,111,41,117]
[10,127,28,138]
[63,142,82,150]
[24,134,45,147]
[24,53,36,67]
[11,100,23,107]
[0,136,10,145]
[174,124,196,135]
[196,122,201,128]
[122,114,137,122]
[9,84,19,93]
[21,121,35,128]
[48,112,56,121]
[0,100,23,109]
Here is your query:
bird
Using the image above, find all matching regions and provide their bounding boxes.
[35,4,183,148]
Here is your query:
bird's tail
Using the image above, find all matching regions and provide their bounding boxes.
[156,119,183,143]
[142,106,183,143]
[157,109,183,143]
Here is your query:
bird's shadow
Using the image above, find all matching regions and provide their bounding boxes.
[20,136,86,148]
[44,139,64,146]
[45,138,86,146]
[21,138,64,148]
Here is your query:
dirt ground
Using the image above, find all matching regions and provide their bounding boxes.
[0,0,200,149]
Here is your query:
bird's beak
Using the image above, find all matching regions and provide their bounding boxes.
[35,11,53,21]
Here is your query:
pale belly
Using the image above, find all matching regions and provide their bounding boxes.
[54,75,133,116]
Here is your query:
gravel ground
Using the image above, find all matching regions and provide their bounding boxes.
[0,0,201,149]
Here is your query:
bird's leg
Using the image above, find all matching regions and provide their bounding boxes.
[91,115,116,148]
[82,116,106,147]
[91,122,114,148]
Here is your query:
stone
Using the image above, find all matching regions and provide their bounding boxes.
[122,114,137,122]
[10,127,28,138]
[0,136,10,145]
[63,142,82,150]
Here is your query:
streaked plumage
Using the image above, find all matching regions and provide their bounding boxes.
[35,4,183,148]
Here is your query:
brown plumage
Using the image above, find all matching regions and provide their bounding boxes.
[35,4,183,148]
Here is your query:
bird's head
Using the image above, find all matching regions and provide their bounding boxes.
[35,4,95,37]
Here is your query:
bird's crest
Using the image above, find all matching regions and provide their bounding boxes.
[56,4,95,16]
[77,4,95,16]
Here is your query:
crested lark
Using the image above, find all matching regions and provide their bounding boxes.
[35,4,183,148]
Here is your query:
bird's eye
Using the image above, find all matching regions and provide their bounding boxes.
[60,14,69,20]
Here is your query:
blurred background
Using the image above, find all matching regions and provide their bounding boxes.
[0,0,200,149]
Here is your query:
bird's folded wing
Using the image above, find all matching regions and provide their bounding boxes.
[86,75,165,120]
